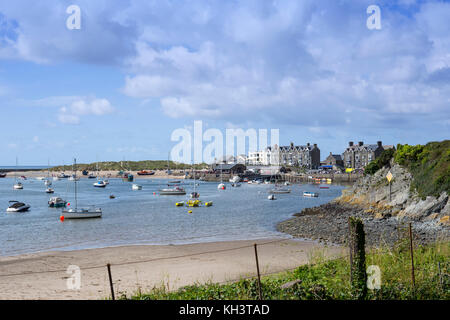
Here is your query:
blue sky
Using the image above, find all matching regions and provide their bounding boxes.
[0,0,449,165]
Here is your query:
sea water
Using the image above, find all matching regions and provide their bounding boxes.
[0,178,344,256]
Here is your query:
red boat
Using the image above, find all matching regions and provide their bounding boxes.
[137,170,155,176]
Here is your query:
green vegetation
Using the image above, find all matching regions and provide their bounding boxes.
[395,141,450,198]
[364,140,449,198]
[49,160,209,172]
[364,148,395,175]
[124,241,449,300]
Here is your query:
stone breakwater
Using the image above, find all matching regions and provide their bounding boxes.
[277,201,450,247]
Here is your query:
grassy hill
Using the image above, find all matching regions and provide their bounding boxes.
[49,160,209,172]
[365,140,450,199]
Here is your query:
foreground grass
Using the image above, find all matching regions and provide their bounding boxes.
[124,241,449,300]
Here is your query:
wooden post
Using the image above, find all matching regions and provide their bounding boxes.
[107,263,115,300]
[348,217,367,300]
[254,243,263,300]
[409,223,416,290]
[348,218,353,283]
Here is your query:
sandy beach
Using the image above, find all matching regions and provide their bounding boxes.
[0,238,344,300]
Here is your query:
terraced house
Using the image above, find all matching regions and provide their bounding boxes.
[343,141,384,169]
[249,142,320,169]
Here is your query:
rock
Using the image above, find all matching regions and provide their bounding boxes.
[280,279,302,290]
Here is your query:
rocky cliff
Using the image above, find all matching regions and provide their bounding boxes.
[337,159,449,226]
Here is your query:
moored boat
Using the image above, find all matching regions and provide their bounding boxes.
[303,191,319,197]
[159,186,186,195]
[132,183,142,190]
[48,197,67,208]
[6,200,30,212]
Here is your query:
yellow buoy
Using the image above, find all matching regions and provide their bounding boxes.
[175,202,184,206]
[188,210,192,214]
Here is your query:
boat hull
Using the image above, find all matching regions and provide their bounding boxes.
[62,210,102,219]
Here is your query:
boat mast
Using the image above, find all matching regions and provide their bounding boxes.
[73,158,78,211]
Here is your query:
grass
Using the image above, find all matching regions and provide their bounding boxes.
[123,241,449,300]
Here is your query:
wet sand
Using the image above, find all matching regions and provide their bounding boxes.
[0,238,344,300]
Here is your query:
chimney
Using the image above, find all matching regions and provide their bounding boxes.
[377,141,382,147]
[290,142,294,148]
[358,141,363,146]
[349,141,354,147]
[307,143,310,147]
[313,143,317,148]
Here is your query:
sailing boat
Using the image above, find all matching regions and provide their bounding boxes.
[45,159,54,193]
[190,165,199,199]
[61,158,102,219]
[13,157,23,190]
[217,163,226,190]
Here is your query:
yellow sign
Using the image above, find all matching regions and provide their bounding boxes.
[345,168,354,173]
[386,171,393,182]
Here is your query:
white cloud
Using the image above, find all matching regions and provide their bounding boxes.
[57,98,114,124]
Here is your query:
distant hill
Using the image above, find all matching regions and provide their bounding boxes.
[49,160,209,172]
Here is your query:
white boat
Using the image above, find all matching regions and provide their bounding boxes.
[36,177,46,180]
[269,187,291,194]
[303,191,319,197]
[159,186,186,195]
[46,187,54,194]
[218,164,226,190]
[13,182,23,190]
[132,183,142,190]
[6,201,30,212]
[284,181,290,186]
[61,158,102,219]
[93,180,107,188]
[44,179,52,186]
[267,194,276,200]
[13,157,23,190]
[62,207,102,219]
[229,175,240,183]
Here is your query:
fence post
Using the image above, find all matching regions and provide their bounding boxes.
[409,223,416,291]
[348,217,367,300]
[107,263,115,300]
[254,243,262,300]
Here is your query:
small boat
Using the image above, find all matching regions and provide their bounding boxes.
[229,175,240,183]
[159,186,186,195]
[6,200,30,212]
[58,173,70,179]
[88,174,97,179]
[13,182,23,190]
[204,201,213,207]
[303,191,319,197]
[46,187,54,194]
[170,180,181,184]
[137,170,155,176]
[190,191,200,198]
[44,179,52,186]
[48,197,67,208]
[62,207,102,219]
[20,176,27,180]
[0,173,6,178]
[36,176,46,180]
[175,201,184,206]
[132,184,142,190]
[218,183,226,190]
[93,180,107,188]
[269,187,291,194]
[61,158,102,219]
[109,195,115,199]
[268,194,276,200]
[284,181,290,186]
[319,186,329,189]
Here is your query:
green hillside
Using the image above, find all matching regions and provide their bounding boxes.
[365,140,450,199]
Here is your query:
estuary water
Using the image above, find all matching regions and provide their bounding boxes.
[0,177,344,256]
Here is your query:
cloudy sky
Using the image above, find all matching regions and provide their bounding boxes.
[0,0,449,165]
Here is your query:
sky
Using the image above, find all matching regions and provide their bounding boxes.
[0,0,449,165]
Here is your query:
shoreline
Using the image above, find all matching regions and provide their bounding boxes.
[277,201,450,247]
[0,238,344,300]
